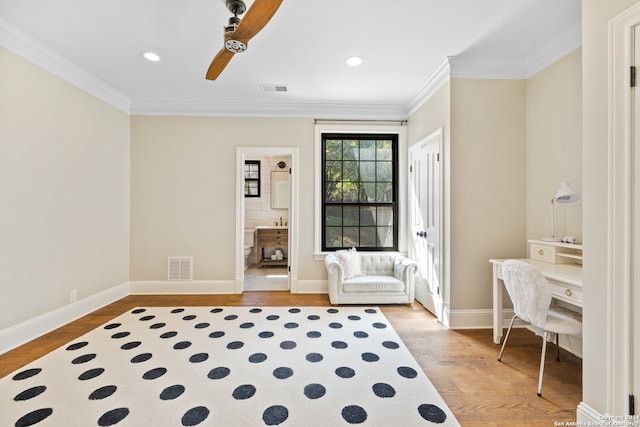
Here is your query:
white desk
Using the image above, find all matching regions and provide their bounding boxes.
[489,259,583,344]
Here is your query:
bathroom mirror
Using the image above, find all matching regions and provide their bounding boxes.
[271,171,289,209]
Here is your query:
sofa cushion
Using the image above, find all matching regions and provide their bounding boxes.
[335,248,362,279]
[343,275,405,293]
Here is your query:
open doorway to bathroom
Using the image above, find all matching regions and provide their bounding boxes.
[236,147,298,292]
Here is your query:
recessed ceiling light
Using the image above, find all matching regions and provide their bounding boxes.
[345,56,362,67]
[142,51,161,62]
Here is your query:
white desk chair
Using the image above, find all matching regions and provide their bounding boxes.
[498,260,582,397]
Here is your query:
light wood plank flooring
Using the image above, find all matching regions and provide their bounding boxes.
[0,293,581,426]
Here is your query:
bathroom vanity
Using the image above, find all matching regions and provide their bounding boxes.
[256,227,288,268]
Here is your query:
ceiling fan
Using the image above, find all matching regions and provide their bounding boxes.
[206,0,283,80]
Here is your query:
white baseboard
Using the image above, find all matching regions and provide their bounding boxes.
[129,280,237,294]
[0,282,129,354]
[577,402,602,423]
[448,308,516,329]
[292,279,328,294]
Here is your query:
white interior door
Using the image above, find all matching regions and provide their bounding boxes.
[633,23,640,415]
[409,131,442,320]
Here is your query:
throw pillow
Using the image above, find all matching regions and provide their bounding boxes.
[336,247,362,279]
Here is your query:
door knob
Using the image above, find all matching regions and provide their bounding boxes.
[416,231,427,237]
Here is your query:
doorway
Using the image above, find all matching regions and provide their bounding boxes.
[235,147,298,293]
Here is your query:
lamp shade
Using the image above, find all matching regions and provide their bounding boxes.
[554,181,580,204]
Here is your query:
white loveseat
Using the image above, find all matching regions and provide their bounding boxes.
[324,252,418,305]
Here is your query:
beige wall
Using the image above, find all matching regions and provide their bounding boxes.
[526,49,583,242]
[581,0,640,416]
[129,116,322,281]
[0,47,130,329]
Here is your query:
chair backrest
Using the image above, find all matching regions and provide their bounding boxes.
[501,260,552,327]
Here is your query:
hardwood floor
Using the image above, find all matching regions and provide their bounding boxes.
[0,293,582,426]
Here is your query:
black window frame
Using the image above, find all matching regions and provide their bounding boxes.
[321,133,399,252]
[244,160,261,198]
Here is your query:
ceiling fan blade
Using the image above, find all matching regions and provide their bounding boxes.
[206,47,235,80]
[232,0,283,42]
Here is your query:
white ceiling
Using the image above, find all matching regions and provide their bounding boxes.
[0,0,581,119]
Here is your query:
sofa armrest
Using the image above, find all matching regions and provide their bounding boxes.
[324,253,344,304]
[393,255,418,282]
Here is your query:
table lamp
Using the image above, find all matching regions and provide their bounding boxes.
[541,181,580,242]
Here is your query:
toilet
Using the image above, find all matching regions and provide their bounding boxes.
[243,229,255,270]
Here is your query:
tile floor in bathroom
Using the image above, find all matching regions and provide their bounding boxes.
[244,265,289,291]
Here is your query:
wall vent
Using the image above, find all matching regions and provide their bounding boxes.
[168,256,193,281]
[260,84,288,92]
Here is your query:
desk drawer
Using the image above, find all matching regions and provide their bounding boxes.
[548,279,583,305]
[530,243,556,263]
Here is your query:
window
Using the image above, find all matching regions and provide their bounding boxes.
[322,133,398,251]
[244,160,260,197]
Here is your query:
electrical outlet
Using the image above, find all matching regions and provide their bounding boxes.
[70,289,78,303]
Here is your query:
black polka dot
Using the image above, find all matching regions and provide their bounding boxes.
[15,408,53,427]
[382,341,400,349]
[227,341,244,349]
[160,384,185,400]
[12,368,42,380]
[266,315,280,320]
[189,353,209,363]
[331,341,348,349]
[210,308,223,313]
[397,366,418,378]
[288,308,301,313]
[263,405,289,425]
[208,367,230,380]
[284,322,299,329]
[305,353,323,362]
[259,331,274,338]
[174,341,192,350]
[372,322,387,329]
[209,331,225,338]
[250,308,263,313]
[66,341,89,351]
[280,340,296,349]
[307,331,321,338]
[181,406,209,426]
[361,352,380,362]
[131,353,152,363]
[273,367,293,379]
[342,405,367,424]
[111,331,130,339]
[364,308,377,313]
[150,322,166,329]
[121,341,141,350]
[348,315,361,321]
[224,314,238,321]
[89,385,117,400]
[418,404,447,423]
[232,384,256,400]
[240,322,255,329]
[327,308,339,313]
[98,407,129,426]
[329,322,343,329]
[14,386,46,401]
[249,353,268,363]
[139,315,155,321]
[72,354,96,364]
[182,315,196,321]
[372,383,396,398]
[78,368,105,380]
[307,315,320,320]
[353,331,369,338]
[143,367,167,380]
[171,308,185,313]
[132,308,146,314]
[104,323,121,330]
[160,331,177,339]
[304,383,326,399]
[335,366,356,378]
[195,323,209,329]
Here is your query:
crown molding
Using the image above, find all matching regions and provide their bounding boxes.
[405,59,451,117]
[0,18,131,113]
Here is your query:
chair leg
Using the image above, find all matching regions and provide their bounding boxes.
[498,315,518,361]
[537,331,548,397]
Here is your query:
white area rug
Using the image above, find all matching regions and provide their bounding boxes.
[1,306,459,426]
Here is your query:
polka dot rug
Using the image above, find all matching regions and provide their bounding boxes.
[1,306,460,426]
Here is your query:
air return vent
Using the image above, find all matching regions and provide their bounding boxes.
[168,256,193,281]
[260,84,288,92]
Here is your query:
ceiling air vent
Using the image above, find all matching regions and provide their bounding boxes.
[260,84,288,93]
[168,256,193,281]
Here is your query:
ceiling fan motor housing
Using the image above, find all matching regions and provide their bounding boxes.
[225,39,247,53]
